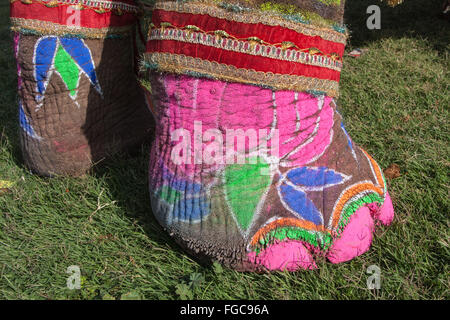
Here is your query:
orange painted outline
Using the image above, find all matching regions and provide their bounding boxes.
[330,182,383,229]
[250,150,387,246]
[360,148,385,188]
[250,217,330,247]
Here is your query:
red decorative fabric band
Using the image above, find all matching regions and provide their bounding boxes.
[150,9,345,57]
[144,2,347,96]
[147,39,341,82]
[10,0,139,29]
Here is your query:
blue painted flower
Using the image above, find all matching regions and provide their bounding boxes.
[34,36,102,108]
[278,167,350,225]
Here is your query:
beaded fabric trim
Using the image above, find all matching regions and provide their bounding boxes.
[149,27,343,72]
[143,52,341,97]
[151,0,348,44]
[10,0,140,37]
[10,0,141,14]
[11,18,134,38]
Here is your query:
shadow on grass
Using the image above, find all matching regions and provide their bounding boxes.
[91,146,214,270]
[344,0,449,54]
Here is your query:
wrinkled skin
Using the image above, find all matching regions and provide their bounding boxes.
[11,0,153,177]
[15,32,152,176]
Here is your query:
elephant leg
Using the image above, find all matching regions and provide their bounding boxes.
[143,0,395,271]
[11,0,153,176]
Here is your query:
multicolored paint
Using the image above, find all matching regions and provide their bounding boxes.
[146,1,395,271]
[15,33,41,140]
[277,167,350,225]
[150,159,211,225]
[33,36,102,109]
[148,72,394,271]
[11,0,153,178]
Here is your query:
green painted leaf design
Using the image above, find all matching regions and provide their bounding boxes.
[224,158,271,231]
[157,185,182,204]
[54,45,80,97]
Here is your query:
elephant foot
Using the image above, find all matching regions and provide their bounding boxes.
[143,0,395,271]
[11,0,153,176]
[145,73,394,271]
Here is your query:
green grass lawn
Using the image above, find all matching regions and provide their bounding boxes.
[0,0,449,300]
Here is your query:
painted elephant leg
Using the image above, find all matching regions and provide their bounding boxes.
[143,0,395,271]
[11,0,153,176]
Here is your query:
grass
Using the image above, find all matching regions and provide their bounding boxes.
[0,0,449,300]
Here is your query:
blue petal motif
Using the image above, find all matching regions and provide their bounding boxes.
[19,100,41,140]
[34,36,58,103]
[172,192,210,222]
[340,122,353,150]
[59,38,102,95]
[286,166,347,189]
[153,160,210,223]
[160,161,202,194]
[340,121,358,160]
[279,182,323,225]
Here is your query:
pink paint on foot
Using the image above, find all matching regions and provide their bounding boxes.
[327,206,374,264]
[377,192,394,225]
[248,240,317,271]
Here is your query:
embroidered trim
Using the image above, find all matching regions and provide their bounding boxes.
[11,17,134,38]
[149,28,343,71]
[151,1,348,44]
[157,0,345,25]
[10,0,141,14]
[143,52,340,97]
[151,22,344,60]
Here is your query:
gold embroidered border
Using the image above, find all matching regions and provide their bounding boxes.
[152,1,348,45]
[144,52,340,97]
[149,28,343,71]
[11,17,135,38]
[10,0,141,14]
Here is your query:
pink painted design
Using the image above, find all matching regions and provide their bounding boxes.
[14,33,23,89]
[366,192,394,227]
[327,206,375,264]
[247,240,317,271]
[150,74,334,182]
[374,192,394,226]
[275,92,334,167]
